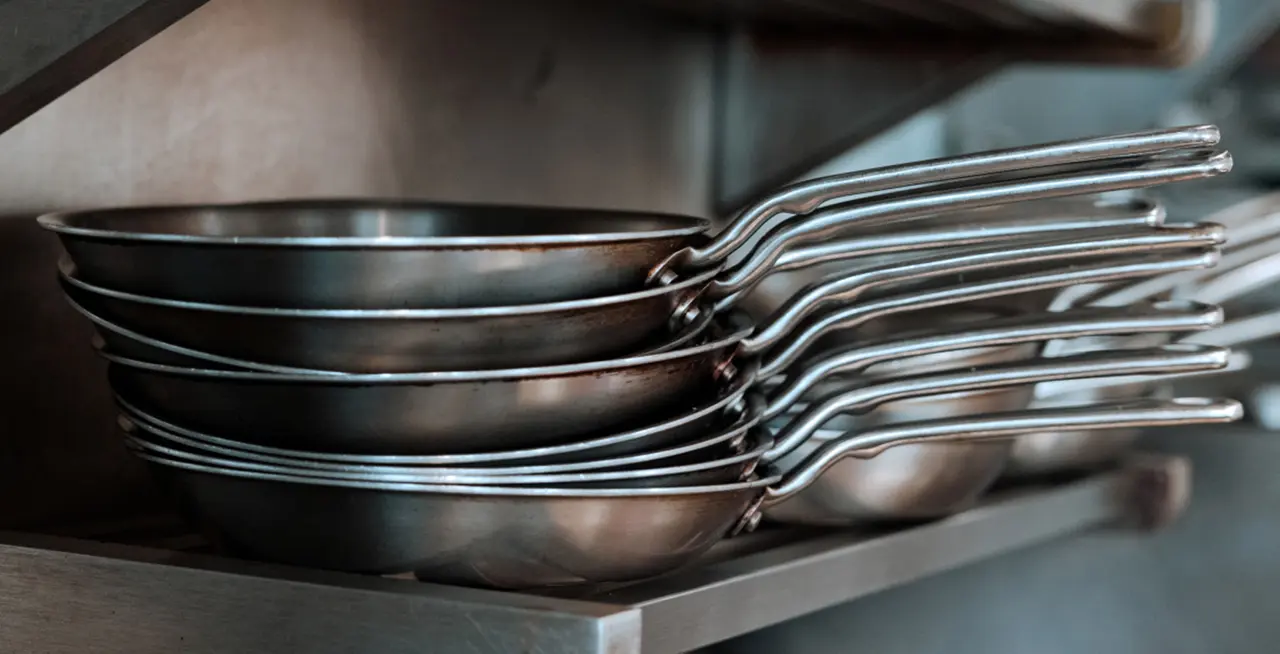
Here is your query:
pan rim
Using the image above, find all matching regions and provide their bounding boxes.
[134,449,780,498]
[37,199,711,247]
[124,427,773,484]
[114,376,755,464]
[101,322,753,383]
[60,259,722,319]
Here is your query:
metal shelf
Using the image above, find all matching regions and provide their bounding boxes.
[0,454,1187,654]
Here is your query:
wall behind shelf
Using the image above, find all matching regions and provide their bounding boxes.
[0,0,717,529]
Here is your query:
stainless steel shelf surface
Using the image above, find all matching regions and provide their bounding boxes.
[0,454,1187,654]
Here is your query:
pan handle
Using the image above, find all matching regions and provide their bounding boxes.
[1201,191,1280,233]
[763,300,1223,421]
[681,125,1219,270]
[748,397,1243,518]
[1206,205,1280,251]
[753,250,1221,378]
[1182,307,1280,348]
[1061,236,1280,309]
[704,199,1167,298]
[763,198,1165,277]
[1033,350,1252,402]
[720,223,1223,334]
[1181,251,1280,305]
[761,344,1231,465]
[695,151,1230,293]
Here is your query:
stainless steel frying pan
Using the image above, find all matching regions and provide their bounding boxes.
[129,397,1241,588]
[40,126,1221,309]
[101,251,1223,455]
[113,300,1223,468]
[62,215,1171,374]
[119,342,1230,484]
[64,224,1223,373]
[56,201,1226,373]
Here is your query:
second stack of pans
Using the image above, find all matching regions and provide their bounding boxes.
[43,124,1247,589]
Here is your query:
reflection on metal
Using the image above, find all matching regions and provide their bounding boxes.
[0,0,209,134]
[0,455,1186,654]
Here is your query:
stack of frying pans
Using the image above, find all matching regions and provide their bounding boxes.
[42,125,1248,589]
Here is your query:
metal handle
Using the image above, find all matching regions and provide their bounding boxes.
[732,223,1223,338]
[765,197,1166,277]
[754,249,1221,378]
[1071,237,1280,309]
[60,289,346,377]
[685,124,1220,268]
[761,344,1230,465]
[1208,205,1280,251]
[705,150,1230,292]
[757,397,1242,508]
[764,300,1223,420]
[1183,308,1280,348]
[1033,350,1252,400]
[1181,251,1280,305]
[1201,191,1280,233]
[123,393,770,478]
[1053,216,1280,310]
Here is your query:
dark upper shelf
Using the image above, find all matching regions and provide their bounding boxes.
[0,0,1220,140]
[0,0,209,135]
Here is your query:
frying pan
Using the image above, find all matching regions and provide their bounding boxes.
[115,300,1222,468]
[39,125,1221,310]
[118,337,1230,482]
[62,223,1225,372]
[129,396,1242,588]
[102,250,1223,455]
[63,212,1170,374]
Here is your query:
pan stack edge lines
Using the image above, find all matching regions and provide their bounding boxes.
[44,124,1260,589]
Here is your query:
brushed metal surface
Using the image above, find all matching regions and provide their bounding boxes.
[0,533,640,654]
[0,456,1182,653]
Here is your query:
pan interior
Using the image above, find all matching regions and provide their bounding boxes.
[42,200,707,242]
